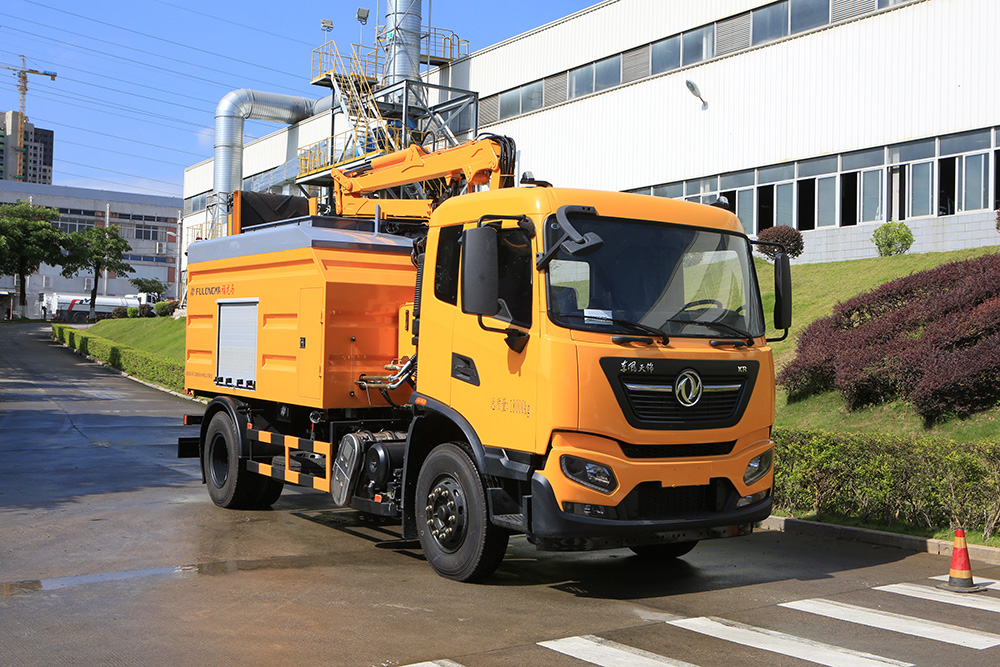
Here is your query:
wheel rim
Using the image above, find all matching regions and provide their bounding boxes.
[208,433,229,488]
[424,476,466,553]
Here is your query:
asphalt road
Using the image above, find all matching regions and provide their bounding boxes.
[2,322,999,666]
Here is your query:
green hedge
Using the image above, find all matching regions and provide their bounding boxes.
[774,428,1000,539]
[52,323,185,393]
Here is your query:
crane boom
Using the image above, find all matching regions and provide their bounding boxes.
[2,55,57,182]
[330,135,516,221]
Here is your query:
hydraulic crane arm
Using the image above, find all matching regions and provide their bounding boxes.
[331,135,516,220]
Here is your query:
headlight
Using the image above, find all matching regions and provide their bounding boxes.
[561,455,618,494]
[743,448,773,486]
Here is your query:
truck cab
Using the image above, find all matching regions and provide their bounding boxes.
[405,187,785,578]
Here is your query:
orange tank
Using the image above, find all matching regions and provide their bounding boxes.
[184,217,417,409]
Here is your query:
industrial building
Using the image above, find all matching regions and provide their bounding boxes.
[0,111,53,184]
[0,181,182,319]
[182,0,999,266]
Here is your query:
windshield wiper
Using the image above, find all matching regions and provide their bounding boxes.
[663,317,754,346]
[557,313,669,345]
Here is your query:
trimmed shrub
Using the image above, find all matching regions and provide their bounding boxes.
[872,220,914,256]
[127,306,139,318]
[773,428,1000,539]
[111,306,128,319]
[153,300,179,317]
[50,323,184,393]
[778,253,1000,420]
[138,303,154,318]
[755,225,804,260]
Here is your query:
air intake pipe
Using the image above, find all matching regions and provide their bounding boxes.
[213,89,334,199]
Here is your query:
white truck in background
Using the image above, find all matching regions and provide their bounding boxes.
[44,292,155,322]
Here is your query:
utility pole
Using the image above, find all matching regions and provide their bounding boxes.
[2,55,57,182]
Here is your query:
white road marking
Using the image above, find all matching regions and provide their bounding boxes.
[539,635,699,667]
[877,582,1000,613]
[781,598,1000,649]
[668,616,911,667]
[401,661,465,667]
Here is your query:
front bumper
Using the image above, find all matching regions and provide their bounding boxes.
[527,472,772,551]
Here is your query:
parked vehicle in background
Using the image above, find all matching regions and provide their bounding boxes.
[45,292,155,322]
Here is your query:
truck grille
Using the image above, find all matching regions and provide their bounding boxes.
[622,375,746,424]
[600,358,759,431]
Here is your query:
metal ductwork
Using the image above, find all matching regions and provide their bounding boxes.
[384,0,422,86]
[213,89,334,198]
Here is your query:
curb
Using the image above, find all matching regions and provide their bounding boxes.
[761,516,1000,566]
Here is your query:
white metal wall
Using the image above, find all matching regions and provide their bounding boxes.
[442,0,768,96]
[471,0,998,193]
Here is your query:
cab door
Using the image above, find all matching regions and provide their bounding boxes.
[448,222,539,454]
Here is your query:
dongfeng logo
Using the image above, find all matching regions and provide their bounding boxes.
[674,369,703,407]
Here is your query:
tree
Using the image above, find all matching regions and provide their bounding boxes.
[61,225,134,321]
[128,277,168,303]
[0,201,64,318]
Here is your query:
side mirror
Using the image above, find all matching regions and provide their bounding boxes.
[461,226,500,317]
[773,253,792,331]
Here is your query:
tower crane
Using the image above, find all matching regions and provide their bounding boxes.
[2,55,57,182]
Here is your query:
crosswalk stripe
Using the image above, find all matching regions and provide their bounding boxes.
[400,661,466,667]
[539,635,698,667]
[877,582,1000,613]
[781,598,1000,649]
[929,574,1000,590]
[668,617,911,667]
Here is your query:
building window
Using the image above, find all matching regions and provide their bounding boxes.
[816,176,837,227]
[593,55,621,92]
[861,169,883,222]
[791,0,830,33]
[682,25,715,66]
[962,153,989,211]
[54,218,95,234]
[753,1,789,46]
[909,161,934,217]
[568,56,620,99]
[134,224,159,241]
[499,89,520,119]
[650,35,681,75]
[568,63,594,99]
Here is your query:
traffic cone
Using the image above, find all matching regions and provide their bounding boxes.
[936,529,985,593]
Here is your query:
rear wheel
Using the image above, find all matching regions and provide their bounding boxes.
[415,443,508,582]
[629,541,698,559]
[203,412,278,509]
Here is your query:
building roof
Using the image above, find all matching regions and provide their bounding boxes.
[0,180,181,209]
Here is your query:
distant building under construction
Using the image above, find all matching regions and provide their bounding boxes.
[0,111,53,184]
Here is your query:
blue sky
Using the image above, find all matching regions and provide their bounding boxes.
[0,0,596,199]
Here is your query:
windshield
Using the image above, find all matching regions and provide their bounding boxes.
[545,215,764,339]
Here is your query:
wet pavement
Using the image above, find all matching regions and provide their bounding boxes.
[2,322,1000,666]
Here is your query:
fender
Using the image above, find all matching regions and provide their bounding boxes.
[401,393,539,538]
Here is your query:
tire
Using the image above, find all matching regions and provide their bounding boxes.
[415,443,508,582]
[256,478,284,508]
[629,541,698,559]
[203,412,273,509]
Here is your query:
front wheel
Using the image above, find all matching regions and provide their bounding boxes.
[629,541,698,559]
[415,443,508,582]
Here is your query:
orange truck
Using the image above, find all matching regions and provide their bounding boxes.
[179,136,792,582]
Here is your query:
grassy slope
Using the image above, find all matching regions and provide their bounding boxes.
[88,316,186,364]
[758,245,1000,441]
